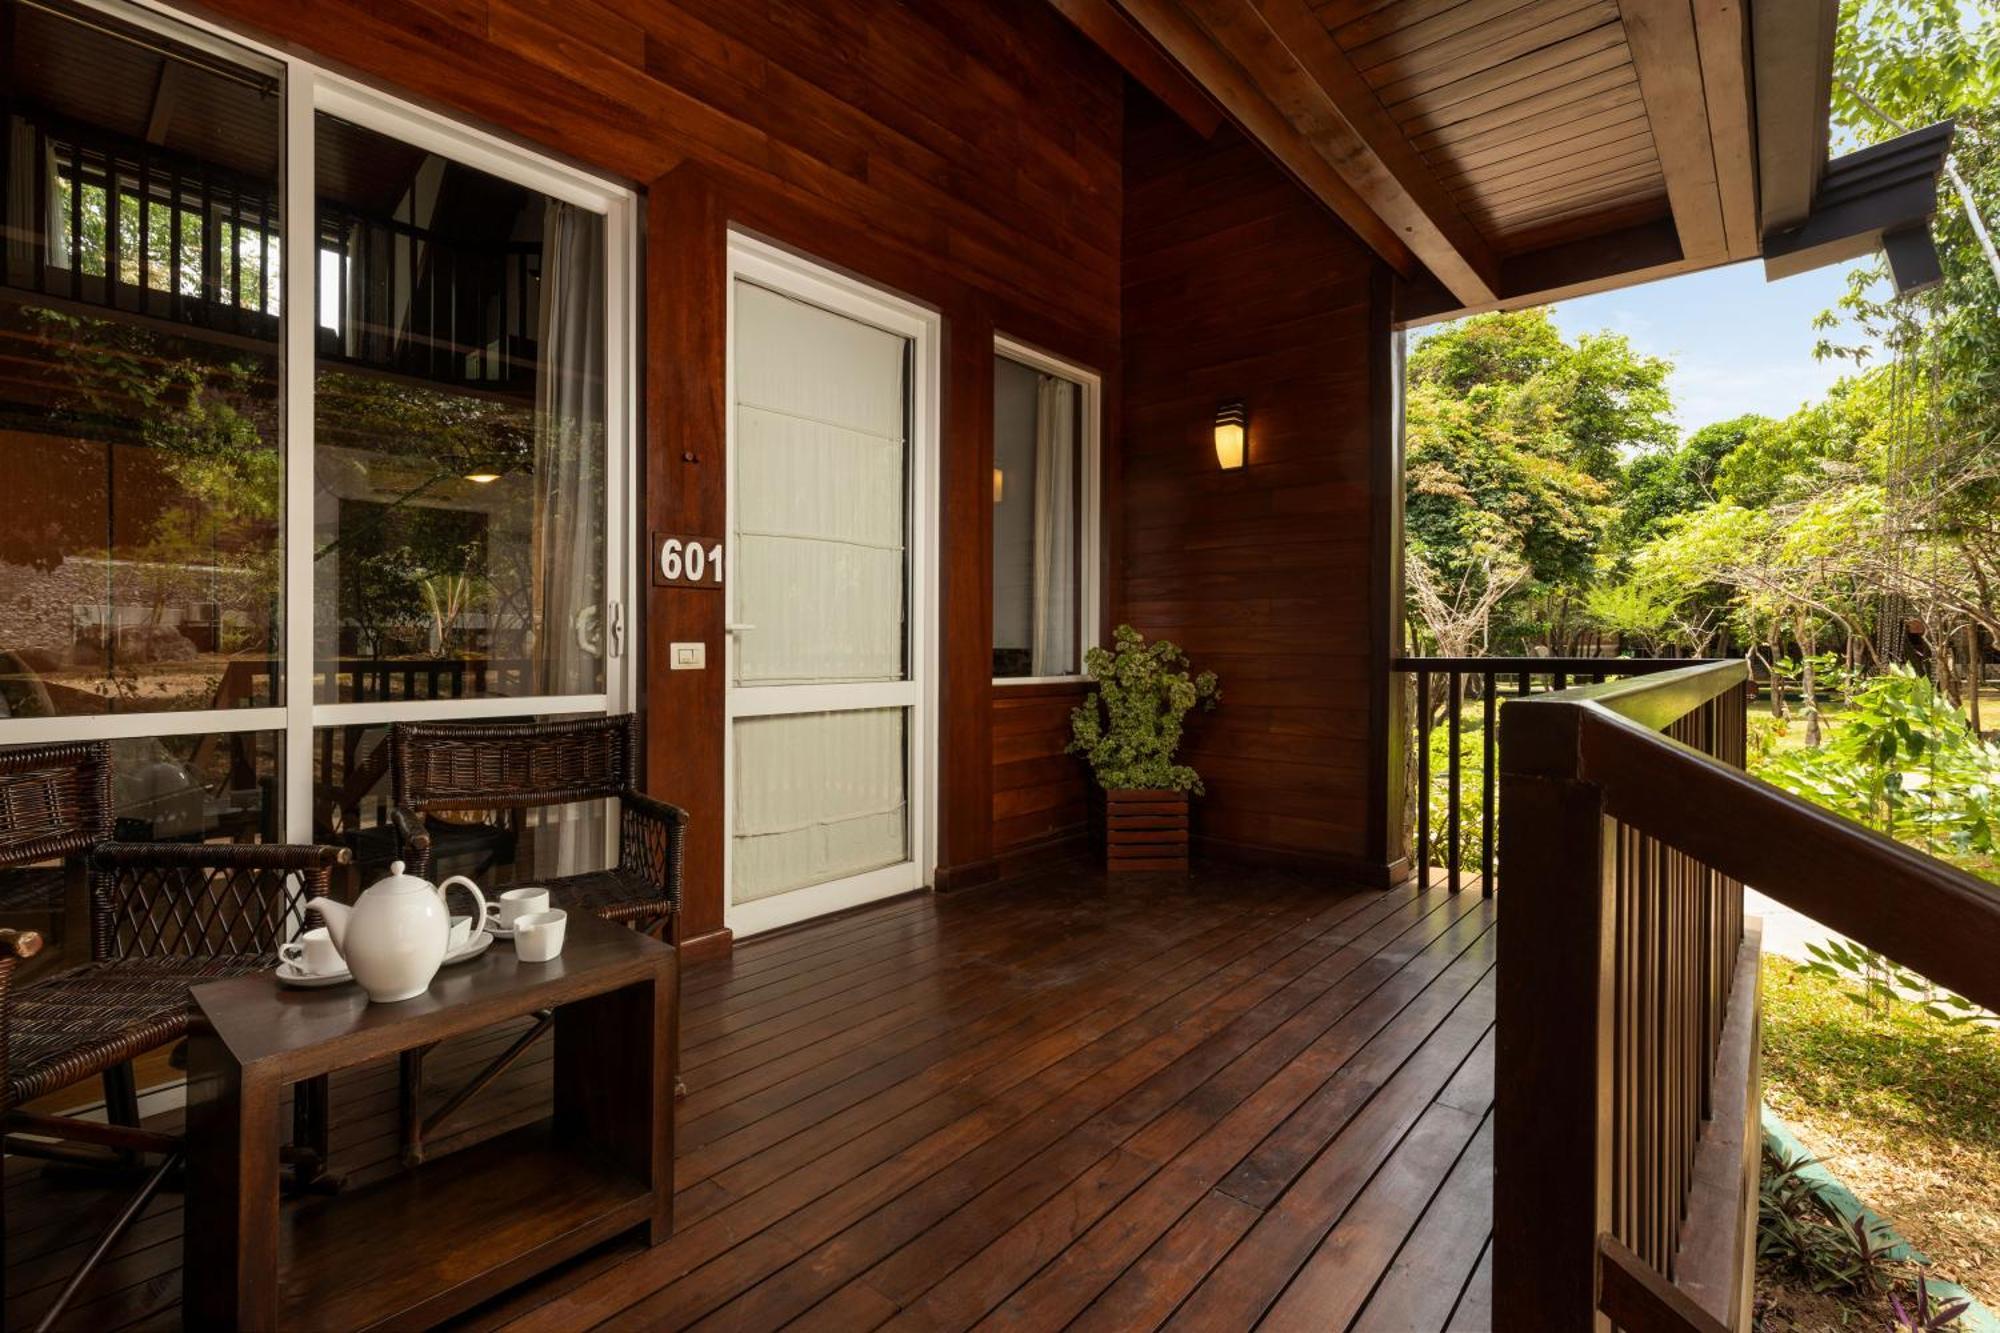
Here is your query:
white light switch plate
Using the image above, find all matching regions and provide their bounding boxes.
[670,642,707,670]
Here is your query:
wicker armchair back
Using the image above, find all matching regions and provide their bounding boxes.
[0,740,112,868]
[391,714,639,813]
[91,842,346,962]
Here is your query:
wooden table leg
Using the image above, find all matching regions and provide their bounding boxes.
[184,1020,281,1330]
[552,952,677,1243]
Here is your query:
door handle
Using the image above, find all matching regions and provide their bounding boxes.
[726,623,757,634]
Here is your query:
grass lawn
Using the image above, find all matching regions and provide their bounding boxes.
[1759,954,2000,1323]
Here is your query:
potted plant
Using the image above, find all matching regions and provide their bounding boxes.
[1068,624,1220,872]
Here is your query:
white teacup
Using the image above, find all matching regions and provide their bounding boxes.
[448,914,475,950]
[487,887,550,932]
[513,909,567,963]
[280,927,342,977]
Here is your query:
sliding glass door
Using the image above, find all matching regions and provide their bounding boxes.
[0,0,635,970]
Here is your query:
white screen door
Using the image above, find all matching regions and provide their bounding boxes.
[725,247,934,935]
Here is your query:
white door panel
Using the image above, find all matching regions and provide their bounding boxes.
[724,253,934,936]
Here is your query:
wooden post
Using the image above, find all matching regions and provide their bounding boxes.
[1494,703,1615,1332]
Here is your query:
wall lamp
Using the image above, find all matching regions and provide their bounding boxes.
[1214,399,1247,470]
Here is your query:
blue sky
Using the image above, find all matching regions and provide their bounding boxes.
[1543,258,1877,435]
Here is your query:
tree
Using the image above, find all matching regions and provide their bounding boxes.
[1403,310,1672,654]
[1619,413,1769,543]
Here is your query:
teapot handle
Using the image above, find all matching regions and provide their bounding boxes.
[437,875,489,935]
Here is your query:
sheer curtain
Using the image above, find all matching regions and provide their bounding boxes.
[1030,375,1078,675]
[534,201,607,872]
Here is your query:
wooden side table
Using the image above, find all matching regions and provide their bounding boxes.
[183,913,676,1331]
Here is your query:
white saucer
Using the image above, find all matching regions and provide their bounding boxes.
[275,931,493,988]
[444,931,494,965]
[275,960,352,989]
[486,922,516,940]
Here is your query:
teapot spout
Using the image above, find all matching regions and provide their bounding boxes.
[307,898,351,952]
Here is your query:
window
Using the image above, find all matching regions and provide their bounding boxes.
[0,0,635,966]
[991,340,1098,680]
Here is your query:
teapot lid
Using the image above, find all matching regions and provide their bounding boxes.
[368,859,431,894]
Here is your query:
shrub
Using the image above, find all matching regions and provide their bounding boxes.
[1069,625,1220,793]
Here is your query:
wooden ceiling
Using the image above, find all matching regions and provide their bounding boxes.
[1059,0,1831,323]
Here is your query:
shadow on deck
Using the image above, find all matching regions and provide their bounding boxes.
[4,860,1498,1330]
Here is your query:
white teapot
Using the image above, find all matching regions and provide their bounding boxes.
[309,861,488,1003]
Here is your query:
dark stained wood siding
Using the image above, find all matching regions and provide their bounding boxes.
[1118,90,1393,875]
[194,0,1129,944]
[991,682,1090,855]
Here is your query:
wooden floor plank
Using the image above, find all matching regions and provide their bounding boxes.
[976,904,1498,1332]
[837,896,1494,1330]
[1348,1114,1497,1333]
[1,864,1499,1333]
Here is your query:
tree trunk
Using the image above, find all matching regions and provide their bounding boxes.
[1798,613,1821,747]
[1964,626,1983,734]
[1767,630,1789,720]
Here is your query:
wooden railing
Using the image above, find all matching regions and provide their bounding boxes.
[1493,660,2000,1331]
[1392,656,1712,894]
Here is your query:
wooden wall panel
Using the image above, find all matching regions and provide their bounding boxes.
[991,683,1090,855]
[196,0,1126,947]
[1119,89,1396,879]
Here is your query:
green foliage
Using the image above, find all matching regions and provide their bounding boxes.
[1583,579,1676,654]
[1068,625,1220,794]
[1797,938,1998,1033]
[1420,704,1487,872]
[1404,310,1673,651]
[1760,667,2000,860]
[1757,669,2000,1030]
[1758,1140,1909,1297]
[1618,413,1767,542]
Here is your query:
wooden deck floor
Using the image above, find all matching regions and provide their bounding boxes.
[4,860,1499,1331]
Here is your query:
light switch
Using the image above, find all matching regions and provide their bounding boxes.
[670,642,706,670]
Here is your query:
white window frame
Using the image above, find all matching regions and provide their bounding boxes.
[4,1,641,849]
[722,233,942,937]
[990,335,1101,687]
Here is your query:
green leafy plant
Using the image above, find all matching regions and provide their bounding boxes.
[1892,1281,1971,1330]
[1069,625,1219,793]
[1757,1141,1908,1296]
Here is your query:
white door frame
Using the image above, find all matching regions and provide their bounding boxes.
[722,234,940,937]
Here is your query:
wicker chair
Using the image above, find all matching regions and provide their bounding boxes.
[388,714,686,1161]
[0,740,349,1330]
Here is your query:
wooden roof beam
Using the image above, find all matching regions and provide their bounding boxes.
[1691,0,1759,256]
[1109,0,1493,302]
[1618,0,1728,263]
[1751,0,1837,233]
[1047,0,1224,138]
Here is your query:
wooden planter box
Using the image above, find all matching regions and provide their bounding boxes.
[1103,788,1190,873]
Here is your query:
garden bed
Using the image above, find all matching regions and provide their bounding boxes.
[1759,954,2000,1322]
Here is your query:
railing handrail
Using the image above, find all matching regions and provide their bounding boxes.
[1393,654,1720,673]
[1496,657,2000,1332]
[1512,665,2000,1014]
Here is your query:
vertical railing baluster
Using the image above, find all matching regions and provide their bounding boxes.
[1447,670,1463,893]
[1481,670,1497,895]
[1415,667,1430,890]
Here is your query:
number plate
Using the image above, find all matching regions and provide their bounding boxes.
[652,532,724,588]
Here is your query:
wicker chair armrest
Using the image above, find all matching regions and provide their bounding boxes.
[0,927,32,1111]
[624,792,689,830]
[0,927,44,961]
[389,805,434,878]
[618,793,687,911]
[90,841,351,961]
[91,841,349,874]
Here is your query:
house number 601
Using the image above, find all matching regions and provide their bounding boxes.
[652,533,724,588]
